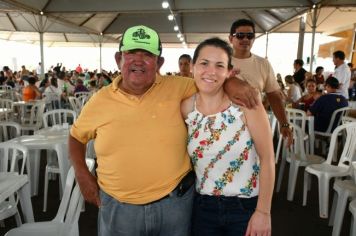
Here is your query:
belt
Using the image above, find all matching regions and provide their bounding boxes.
[147,171,195,205]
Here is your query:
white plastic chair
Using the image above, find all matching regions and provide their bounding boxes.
[314,107,350,156]
[328,161,356,236]
[42,109,76,212]
[42,92,61,111]
[350,199,356,236]
[275,108,309,164]
[0,98,14,121]
[0,143,29,227]
[20,101,46,135]
[0,121,21,142]
[303,122,356,218]
[68,97,82,116]
[5,158,95,236]
[42,109,77,128]
[276,123,324,201]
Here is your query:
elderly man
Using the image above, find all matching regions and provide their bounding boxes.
[69,25,258,236]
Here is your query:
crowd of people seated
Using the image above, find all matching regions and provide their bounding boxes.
[0,63,118,104]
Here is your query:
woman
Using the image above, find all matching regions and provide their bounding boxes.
[181,38,274,236]
[293,79,321,112]
[285,75,302,104]
[22,76,41,101]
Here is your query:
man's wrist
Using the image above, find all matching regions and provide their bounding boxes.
[280,122,290,128]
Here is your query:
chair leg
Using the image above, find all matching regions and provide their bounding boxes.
[331,191,348,236]
[275,135,283,164]
[276,149,287,193]
[287,160,300,201]
[318,176,330,218]
[303,171,310,206]
[329,191,338,226]
[43,167,49,212]
[14,210,22,226]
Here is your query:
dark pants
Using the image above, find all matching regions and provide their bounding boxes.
[192,193,257,236]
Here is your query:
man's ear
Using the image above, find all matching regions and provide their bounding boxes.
[228,35,233,44]
[157,56,165,70]
[115,52,122,69]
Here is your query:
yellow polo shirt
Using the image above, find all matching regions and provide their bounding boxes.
[71,75,196,204]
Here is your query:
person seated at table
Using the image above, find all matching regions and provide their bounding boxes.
[285,75,302,104]
[293,79,321,112]
[307,77,348,132]
[313,66,324,92]
[73,79,89,93]
[22,76,41,101]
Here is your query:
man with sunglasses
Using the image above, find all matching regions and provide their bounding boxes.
[228,18,292,145]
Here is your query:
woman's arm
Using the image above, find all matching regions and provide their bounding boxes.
[241,101,275,236]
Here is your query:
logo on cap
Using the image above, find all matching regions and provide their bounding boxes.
[132,28,151,40]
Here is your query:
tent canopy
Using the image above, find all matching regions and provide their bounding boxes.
[1,0,356,47]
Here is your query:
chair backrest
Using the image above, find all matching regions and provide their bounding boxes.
[42,92,61,110]
[0,121,21,142]
[0,85,13,91]
[288,123,307,161]
[0,142,28,174]
[42,109,77,128]
[74,91,90,98]
[0,98,13,121]
[286,108,307,134]
[53,158,95,225]
[342,116,356,124]
[25,101,46,127]
[325,122,356,168]
[268,112,277,138]
[325,107,351,133]
[68,97,82,116]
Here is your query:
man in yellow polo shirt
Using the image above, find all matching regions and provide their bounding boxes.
[69,25,259,236]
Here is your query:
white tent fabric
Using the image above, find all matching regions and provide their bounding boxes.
[0,0,356,46]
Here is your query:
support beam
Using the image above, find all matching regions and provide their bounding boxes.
[265,32,269,59]
[350,23,356,63]
[42,0,52,12]
[101,13,119,34]
[39,14,45,79]
[243,11,266,32]
[309,7,318,72]
[79,14,96,26]
[63,33,68,42]
[6,13,18,31]
[297,14,306,60]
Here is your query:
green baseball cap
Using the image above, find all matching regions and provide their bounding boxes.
[119,25,162,56]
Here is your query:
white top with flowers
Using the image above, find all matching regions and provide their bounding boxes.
[185,102,260,197]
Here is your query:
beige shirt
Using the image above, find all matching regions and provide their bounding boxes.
[232,54,279,94]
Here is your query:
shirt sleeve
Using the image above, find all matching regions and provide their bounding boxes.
[263,60,280,93]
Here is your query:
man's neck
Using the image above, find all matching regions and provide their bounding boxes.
[233,51,251,59]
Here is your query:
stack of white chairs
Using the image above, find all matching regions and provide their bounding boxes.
[303,122,356,218]
[20,101,46,135]
[5,158,95,236]
[328,161,356,236]
[0,143,29,227]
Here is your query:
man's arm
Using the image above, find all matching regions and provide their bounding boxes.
[224,77,259,109]
[266,90,292,146]
[69,135,100,207]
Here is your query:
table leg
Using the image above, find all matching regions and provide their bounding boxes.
[28,149,41,196]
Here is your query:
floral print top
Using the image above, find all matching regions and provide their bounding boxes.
[186,102,260,197]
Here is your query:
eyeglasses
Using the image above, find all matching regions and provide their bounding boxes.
[232,32,255,40]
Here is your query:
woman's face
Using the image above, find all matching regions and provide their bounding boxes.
[306,82,316,94]
[192,46,231,94]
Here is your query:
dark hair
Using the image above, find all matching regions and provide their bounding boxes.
[179,54,192,62]
[39,78,49,87]
[50,77,58,87]
[325,76,339,89]
[285,75,294,84]
[333,50,345,60]
[192,37,233,70]
[348,63,353,68]
[294,59,304,66]
[28,76,36,85]
[230,19,255,35]
[315,66,324,73]
[89,80,96,87]
[3,66,10,72]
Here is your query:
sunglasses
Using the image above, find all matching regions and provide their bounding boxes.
[232,32,255,40]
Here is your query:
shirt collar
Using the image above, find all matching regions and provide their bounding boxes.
[111,73,163,92]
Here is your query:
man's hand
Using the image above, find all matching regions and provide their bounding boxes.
[224,77,259,109]
[76,171,101,207]
[280,126,293,147]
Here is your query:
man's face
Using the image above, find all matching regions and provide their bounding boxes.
[229,25,255,54]
[116,49,163,95]
[179,58,191,76]
[333,56,339,66]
